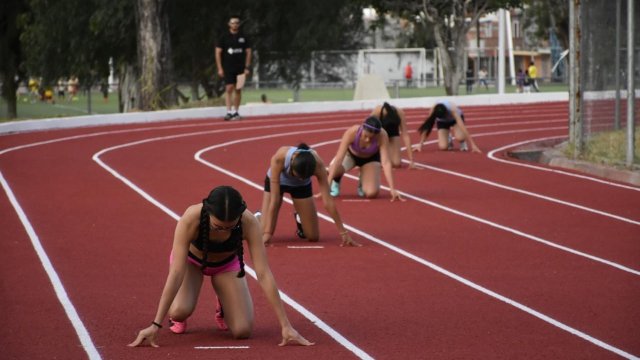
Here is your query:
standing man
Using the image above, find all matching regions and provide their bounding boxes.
[527,61,539,92]
[216,15,252,121]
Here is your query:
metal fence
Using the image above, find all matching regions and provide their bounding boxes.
[572,0,638,165]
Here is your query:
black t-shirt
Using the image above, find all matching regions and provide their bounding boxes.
[216,31,251,70]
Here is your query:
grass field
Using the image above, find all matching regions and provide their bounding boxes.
[0,83,568,122]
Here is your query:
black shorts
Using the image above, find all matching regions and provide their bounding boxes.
[436,114,465,130]
[264,176,313,199]
[347,149,381,167]
[223,66,245,85]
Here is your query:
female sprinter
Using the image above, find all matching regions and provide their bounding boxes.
[327,116,404,201]
[259,143,360,247]
[371,102,416,169]
[128,186,313,347]
[415,100,481,153]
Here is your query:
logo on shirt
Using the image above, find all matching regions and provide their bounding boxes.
[239,37,245,43]
[227,48,243,55]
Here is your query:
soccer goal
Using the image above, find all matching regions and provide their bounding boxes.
[356,48,431,88]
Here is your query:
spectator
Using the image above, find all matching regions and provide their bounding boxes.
[465,68,474,94]
[478,68,489,90]
[216,15,252,121]
[527,62,539,92]
[404,62,413,87]
[516,68,525,93]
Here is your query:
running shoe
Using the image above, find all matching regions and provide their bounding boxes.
[294,212,306,239]
[447,135,454,150]
[230,112,241,120]
[169,318,187,334]
[460,140,468,152]
[330,180,340,197]
[223,112,234,121]
[215,298,228,331]
[357,180,364,198]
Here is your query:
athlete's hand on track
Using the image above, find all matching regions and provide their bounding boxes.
[128,325,160,348]
[390,190,405,202]
[279,326,315,346]
[340,232,362,247]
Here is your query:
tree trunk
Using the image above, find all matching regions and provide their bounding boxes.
[118,63,138,112]
[1,0,26,119]
[136,0,176,110]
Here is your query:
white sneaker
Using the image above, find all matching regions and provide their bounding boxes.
[460,141,469,152]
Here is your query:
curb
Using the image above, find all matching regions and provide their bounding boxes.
[508,140,640,187]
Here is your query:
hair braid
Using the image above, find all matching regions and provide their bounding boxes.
[236,236,246,278]
[199,200,210,270]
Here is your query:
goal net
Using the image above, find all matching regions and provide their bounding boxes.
[356,48,431,88]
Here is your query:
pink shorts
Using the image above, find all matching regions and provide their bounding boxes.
[170,251,241,277]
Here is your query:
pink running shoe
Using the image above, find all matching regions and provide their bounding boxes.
[169,318,187,334]
[215,298,228,331]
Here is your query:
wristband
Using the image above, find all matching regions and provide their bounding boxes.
[152,321,163,328]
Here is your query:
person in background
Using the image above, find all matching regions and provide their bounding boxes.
[258,143,360,247]
[516,68,525,93]
[128,186,313,348]
[216,15,252,120]
[527,61,539,92]
[404,62,413,87]
[465,68,474,94]
[478,68,489,90]
[415,100,481,153]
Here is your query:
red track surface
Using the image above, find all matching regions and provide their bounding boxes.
[1,102,639,360]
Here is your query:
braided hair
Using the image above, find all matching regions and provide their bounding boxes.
[199,186,248,278]
[379,102,400,128]
[291,143,316,179]
[418,103,447,137]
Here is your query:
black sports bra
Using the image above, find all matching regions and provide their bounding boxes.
[191,221,243,253]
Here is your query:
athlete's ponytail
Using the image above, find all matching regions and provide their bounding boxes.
[291,143,316,179]
[418,103,447,137]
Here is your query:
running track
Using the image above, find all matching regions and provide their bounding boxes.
[1,101,638,359]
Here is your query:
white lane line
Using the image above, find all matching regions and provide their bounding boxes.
[488,136,640,192]
[0,171,101,360]
[191,134,639,359]
[194,346,250,349]
[287,246,325,249]
[93,138,374,360]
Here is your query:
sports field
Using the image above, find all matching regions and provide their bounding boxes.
[0,83,568,122]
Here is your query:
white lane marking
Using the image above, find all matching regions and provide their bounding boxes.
[191,132,639,359]
[0,171,102,360]
[93,138,374,360]
[0,109,632,360]
[286,246,325,249]
[194,346,250,349]
[488,136,640,192]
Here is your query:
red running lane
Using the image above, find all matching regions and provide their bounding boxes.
[1,101,638,359]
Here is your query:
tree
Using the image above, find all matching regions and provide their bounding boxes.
[247,0,365,94]
[0,0,29,119]
[136,0,176,110]
[372,0,520,95]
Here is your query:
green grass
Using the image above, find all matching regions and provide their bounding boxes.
[564,129,640,168]
[1,83,568,122]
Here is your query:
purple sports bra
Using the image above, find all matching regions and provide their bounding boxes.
[349,126,379,156]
